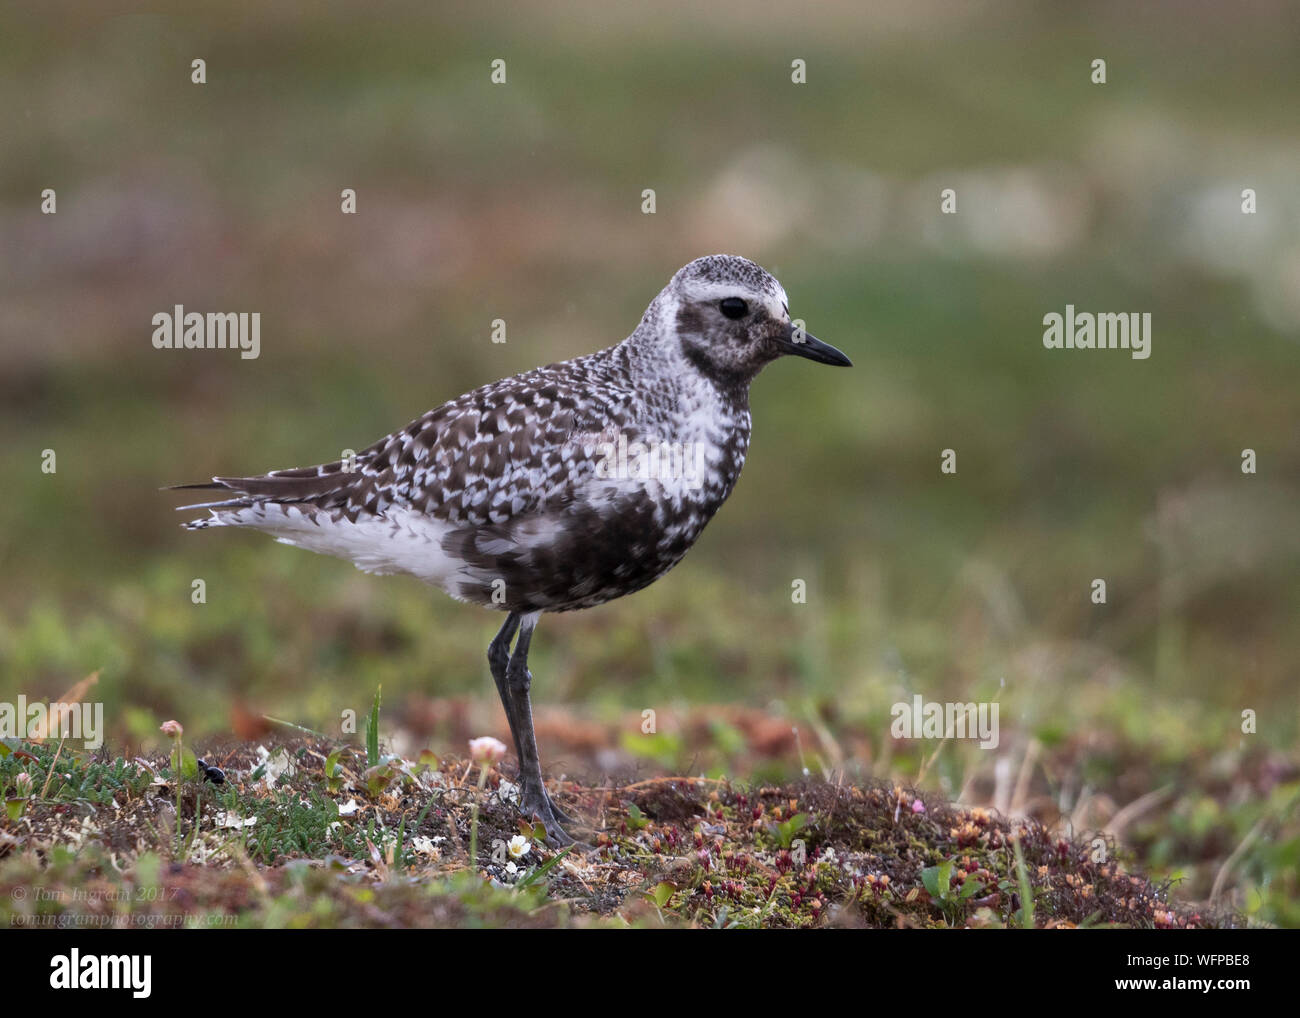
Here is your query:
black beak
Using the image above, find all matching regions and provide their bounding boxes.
[779,323,852,367]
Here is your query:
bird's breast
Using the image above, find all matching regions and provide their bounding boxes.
[579,400,750,516]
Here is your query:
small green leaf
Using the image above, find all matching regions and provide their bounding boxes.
[1013,839,1035,929]
[362,763,393,797]
[366,686,382,768]
[515,845,573,890]
[650,881,676,909]
[625,802,649,831]
[324,750,343,793]
[770,812,810,849]
[921,860,953,900]
[5,797,27,821]
[171,745,199,780]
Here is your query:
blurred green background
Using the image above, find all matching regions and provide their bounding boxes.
[1,2,1298,919]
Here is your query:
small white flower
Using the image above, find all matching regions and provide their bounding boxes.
[507,834,531,860]
[505,861,519,877]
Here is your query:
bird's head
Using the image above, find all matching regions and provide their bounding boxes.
[649,254,851,389]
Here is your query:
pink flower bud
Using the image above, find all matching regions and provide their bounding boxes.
[468,736,507,764]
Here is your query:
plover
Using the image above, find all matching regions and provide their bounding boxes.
[172,254,851,842]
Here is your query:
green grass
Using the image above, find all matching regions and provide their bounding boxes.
[0,735,1245,929]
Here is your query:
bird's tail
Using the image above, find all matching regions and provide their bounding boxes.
[166,467,356,530]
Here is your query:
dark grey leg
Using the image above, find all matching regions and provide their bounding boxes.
[487,611,574,842]
[487,612,523,756]
[504,612,574,844]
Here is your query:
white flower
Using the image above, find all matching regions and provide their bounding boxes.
[507,834,531,860]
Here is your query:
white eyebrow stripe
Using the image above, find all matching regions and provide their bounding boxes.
[684,281,790,319]
[685,280,755,302]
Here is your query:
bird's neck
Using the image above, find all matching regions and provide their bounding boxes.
[603,334,750,479]
[618,323,753,416]
[598,329,752,508]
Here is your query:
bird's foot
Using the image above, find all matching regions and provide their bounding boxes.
[520,785,577,846]
[545,790,577,826]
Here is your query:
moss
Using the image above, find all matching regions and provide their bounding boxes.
[0,737,1238,929]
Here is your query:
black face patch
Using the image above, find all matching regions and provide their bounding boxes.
[676,278,797,398]
[675,301,759,399]
[675,301,707,337]
[678,336,749,399]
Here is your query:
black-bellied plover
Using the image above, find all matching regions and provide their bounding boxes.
[173,255,851,842]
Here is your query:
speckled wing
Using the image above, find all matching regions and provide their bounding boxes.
[180,362,626,522]
[345,365,635,525]
[174,358,648,609]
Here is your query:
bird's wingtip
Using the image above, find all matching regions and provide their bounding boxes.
[162,477,224,492]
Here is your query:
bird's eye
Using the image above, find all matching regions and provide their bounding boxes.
[719,297,748,320]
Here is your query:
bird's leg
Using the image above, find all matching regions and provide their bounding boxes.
[504,613,575,844]
[506,617,575,829]
[491,613,568,830]
[489,613,576,829]
[488,612,549,810]
[487,612,523,762]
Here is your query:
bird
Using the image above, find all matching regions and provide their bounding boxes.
[171,254,851,843]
